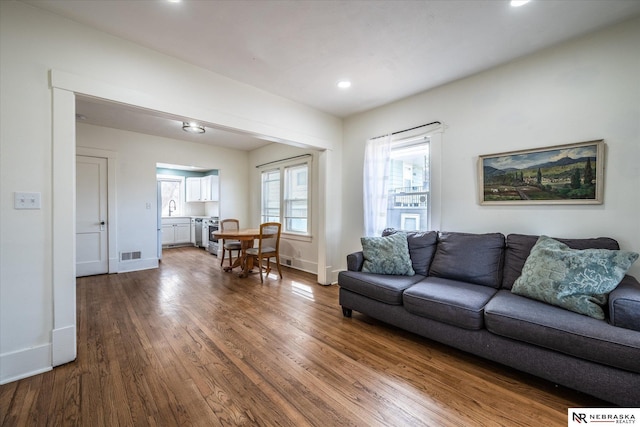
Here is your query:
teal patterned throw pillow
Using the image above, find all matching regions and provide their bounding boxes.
[511,236,639,319]
[361,232,415,276]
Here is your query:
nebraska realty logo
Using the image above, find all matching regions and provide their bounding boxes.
[569,408,638,425]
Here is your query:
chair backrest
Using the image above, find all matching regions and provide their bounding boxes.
[258,222,281,254]
[220,218,239,233]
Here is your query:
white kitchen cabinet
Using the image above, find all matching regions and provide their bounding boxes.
[186,177,202,202]
[162,217,192,245]
[161,224,175,245]
[186,175,219,202]
[200,175,212,201]
[210,175,219,201]
[174,223,191,243]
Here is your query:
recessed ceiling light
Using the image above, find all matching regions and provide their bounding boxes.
[510,0,531,6]
[182,121,205,134]
[337,80,352,89]
[167,0,182,3]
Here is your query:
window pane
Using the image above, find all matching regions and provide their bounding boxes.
[160,180,182,217]
[285,199,308,233]
[387,141,429,231]
[285,164,308,234]
[261,169,280,223]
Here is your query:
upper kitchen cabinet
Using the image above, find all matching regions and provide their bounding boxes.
[186,174,219,202]
[202,175,219,201]
[186,177,202,202]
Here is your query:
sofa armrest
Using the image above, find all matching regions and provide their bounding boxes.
[609,275,640,332]
[347,251,365,271]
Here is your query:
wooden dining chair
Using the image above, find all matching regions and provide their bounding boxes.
[246,222,282,283]
[219,219,242,267]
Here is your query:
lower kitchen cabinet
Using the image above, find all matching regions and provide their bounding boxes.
[162,217,192,246]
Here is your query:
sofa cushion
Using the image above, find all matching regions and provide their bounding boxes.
[403,277,498,330]
[383,229,438,276]
[337,271,425,305]
[428,232,505,288]
[511,236,638,319]
[361,233,415,276]
[502,233,621,290]
[609,275,640,332]
[485,290,640,374]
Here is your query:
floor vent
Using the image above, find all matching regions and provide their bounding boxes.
[120,251,142,261]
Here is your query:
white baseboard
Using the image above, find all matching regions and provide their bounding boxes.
[0,343,52,385]
[118,257,159,273]
[52,324,76,366]
[279,256,317,275]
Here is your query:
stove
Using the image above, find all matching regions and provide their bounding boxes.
[203,217,219,255]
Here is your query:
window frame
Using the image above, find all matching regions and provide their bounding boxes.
[157,174,186,217]
[387,137,431,232]
[260,158,311,237]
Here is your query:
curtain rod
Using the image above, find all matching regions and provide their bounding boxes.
[371,121,442,140]
[256,154,312,169]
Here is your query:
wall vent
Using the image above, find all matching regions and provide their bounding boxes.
[120,251,142,261]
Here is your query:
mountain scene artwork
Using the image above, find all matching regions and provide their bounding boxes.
[480,140,604,204]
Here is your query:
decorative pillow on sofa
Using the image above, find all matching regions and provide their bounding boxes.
[382,228,438,276]
[361,232,415,276]
[502,233,620,290]
[511,236,639,319]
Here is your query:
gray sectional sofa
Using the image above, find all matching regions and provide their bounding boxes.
[338,231,640,406]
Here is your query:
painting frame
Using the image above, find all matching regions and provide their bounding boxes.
[478,140,605,205]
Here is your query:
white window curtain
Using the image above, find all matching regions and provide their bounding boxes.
[363,134,392,237]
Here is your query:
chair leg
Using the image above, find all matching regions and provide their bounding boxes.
[220,248,226,266]
[265,257,272,277]
[257,256,264,283]
[275,254,283,279]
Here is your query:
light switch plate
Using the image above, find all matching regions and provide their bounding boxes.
[15,192,41,209]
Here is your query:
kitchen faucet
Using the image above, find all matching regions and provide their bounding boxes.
[168,199,176,216]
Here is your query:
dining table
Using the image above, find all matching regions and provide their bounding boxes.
[213,228,270,278]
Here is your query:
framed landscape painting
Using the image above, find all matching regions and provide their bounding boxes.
[478,140,604,205]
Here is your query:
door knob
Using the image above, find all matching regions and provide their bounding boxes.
[100,220,106,231]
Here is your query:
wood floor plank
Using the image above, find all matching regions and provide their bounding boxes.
[0,246,609,426]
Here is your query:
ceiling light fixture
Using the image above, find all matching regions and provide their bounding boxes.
[510,0,531,6]
[182,121,205,134]
[337,80,352,89]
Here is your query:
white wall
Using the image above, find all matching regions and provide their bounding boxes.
[77,123,250,271]
[342,17,640,279]
[0,1,341,384]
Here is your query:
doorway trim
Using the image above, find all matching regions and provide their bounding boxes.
[50,68,335,368]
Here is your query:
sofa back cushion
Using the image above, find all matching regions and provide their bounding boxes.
[502,234,620,290]
[428,232,505,288]
[382,229,438,276]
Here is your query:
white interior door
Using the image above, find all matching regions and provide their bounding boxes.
[76,155,108,277]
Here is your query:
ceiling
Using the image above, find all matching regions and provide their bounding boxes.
[75,96,269,151]
[24,0,640,151]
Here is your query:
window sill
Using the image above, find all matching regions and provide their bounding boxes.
[281,232,312,243]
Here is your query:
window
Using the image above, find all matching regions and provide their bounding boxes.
[387,141,430,232]
[363,133,431,236]
[261,160,310,235]
[261,170,281,223]
[158,176,185,217]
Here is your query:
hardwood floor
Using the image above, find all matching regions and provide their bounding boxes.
[1,247,607,426]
